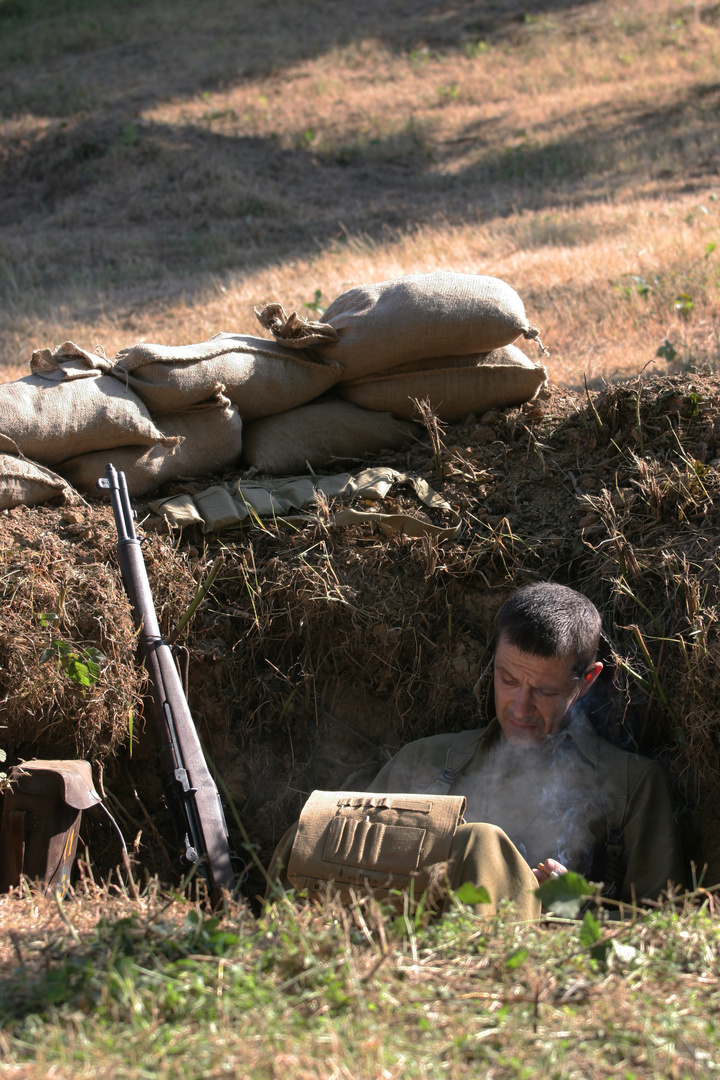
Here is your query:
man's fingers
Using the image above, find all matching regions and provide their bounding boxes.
[536,859,569,880]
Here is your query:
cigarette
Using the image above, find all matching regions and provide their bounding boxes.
[537,863,561,879]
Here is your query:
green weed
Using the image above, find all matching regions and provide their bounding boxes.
[38,612,105,689]
[464,39,489,58]
[437,82,460,103]
[303,288,325,316]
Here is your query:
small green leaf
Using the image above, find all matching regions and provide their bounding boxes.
[590,940,613,966]
[84,660,100,683]
[535,871,594,917]
[119,121,139,147]
[534,870,593,905]
[705,241,716,257]
[579,910,601,947]
[675,292,695,318]
[39,648,54,664]
[656,338,677,363]
[505,946,528,970]
[39,612,58,627]
[83,646,106,664]
[303,288,325,315]
[455,882,491,905]
[65,659,92,687]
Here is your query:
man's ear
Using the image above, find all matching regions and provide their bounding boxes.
[578,661,603,697]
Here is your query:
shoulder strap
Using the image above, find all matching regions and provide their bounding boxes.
[590,731,627,896]
[423,729,482,795]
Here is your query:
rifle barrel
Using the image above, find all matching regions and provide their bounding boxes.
[99,464,235,904]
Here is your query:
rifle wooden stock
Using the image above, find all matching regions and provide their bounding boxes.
[99,464,234,904]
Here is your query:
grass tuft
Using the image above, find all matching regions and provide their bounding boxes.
[0,881,718,1078]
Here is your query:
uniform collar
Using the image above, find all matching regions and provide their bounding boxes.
[553,712,600,767]
[481,712,599,767]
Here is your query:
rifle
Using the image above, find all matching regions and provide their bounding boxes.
[98,463,235,905]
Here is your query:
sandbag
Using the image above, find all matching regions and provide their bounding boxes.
[0,452,70,510]
[30,340,113,379]
[0,346,170,466]
[60,399,244,498]
[242,400,423,475]
[112,333,342,419]
[339,345,548,422]
[256,272,541,381]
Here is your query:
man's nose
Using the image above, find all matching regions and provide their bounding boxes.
[512,686,535,718]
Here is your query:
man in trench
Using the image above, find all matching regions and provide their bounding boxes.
[271,582,684,917]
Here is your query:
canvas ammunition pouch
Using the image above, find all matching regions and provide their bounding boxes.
[287,790,466,899]
[0,760,101,896]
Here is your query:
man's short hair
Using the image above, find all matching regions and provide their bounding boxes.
[495,582,602,679]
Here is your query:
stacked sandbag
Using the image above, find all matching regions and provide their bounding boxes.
[242,400,422,476]
[112,333,342,419]
[60,395,244,498]
[339,344,548,423]
[256,272,542,381]
[0,343,172,466]
[0,434,71,510]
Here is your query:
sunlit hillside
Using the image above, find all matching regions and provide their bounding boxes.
[1,0,718,386]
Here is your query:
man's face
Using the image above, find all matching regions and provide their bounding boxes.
[493,635,600,745]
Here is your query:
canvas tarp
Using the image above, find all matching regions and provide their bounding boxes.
[148,466,462,540]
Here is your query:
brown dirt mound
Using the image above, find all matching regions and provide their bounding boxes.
[2,371,719,893]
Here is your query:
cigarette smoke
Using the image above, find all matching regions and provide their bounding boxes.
[464,706,601,870]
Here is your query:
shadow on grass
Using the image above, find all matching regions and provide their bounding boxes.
[2,0,602,117]
[1,0,718,327]
[1,76,718,312]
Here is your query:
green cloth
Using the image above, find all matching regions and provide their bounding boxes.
[367,715,684,905]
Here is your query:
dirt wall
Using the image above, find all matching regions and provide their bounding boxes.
[2,373,719,894]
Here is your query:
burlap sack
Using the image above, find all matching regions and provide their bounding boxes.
[60,399,243,498]
[287,790,466,898]
[241,400,422,475]
[256,273,542,381]
[112,333,342,419]
[30,340,113,379]
[0,452,70,510]
[339,344,548,422]
[0,355,170,466]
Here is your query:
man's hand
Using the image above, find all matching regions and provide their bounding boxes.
[533,858,568,883]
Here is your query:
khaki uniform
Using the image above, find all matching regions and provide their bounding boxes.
[268,816,542,920]
[367,715,684,906]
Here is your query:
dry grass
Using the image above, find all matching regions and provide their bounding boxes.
[1,0,719,384]
[0,501,140,760]
[0,878,718,1079]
